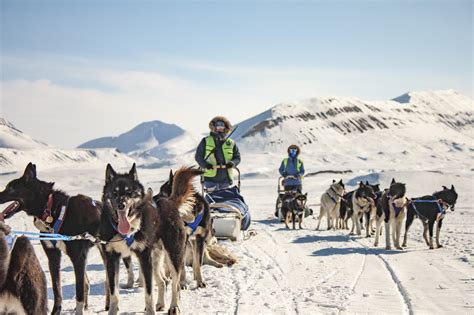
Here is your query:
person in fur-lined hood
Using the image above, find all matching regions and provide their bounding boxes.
[279,144,305,191]
[195,116,241,191]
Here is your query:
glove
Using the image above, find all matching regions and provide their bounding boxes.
[205,163,214,170]
[226,161,234,169]
[282,171,288,177]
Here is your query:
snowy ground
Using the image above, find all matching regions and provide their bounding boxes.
[1,166,473,314]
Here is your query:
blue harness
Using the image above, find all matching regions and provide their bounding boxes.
[392,203,404,217]
[411,199,445,216]
[185,211,204,234]
[109,218,135,247]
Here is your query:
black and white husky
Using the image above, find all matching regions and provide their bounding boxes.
[403,185,458,249]
[374,179,408,250]
[350,182,376,236]
[316,180,345,230]
[100,164,200,314]
[0,222,47,315]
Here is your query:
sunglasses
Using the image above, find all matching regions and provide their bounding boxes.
[289,149,298,153]
[215,121,226,128]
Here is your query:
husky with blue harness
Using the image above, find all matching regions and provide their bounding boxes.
[373,178,408,250]
[402,185,458,249]
[317,179,345,230]
[100,164,200,314]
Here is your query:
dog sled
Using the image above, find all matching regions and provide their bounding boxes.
[202,166,251,241]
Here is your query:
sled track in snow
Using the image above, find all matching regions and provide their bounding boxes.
[352,237,414,315]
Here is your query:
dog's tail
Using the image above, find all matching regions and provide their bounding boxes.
[169,166,203,220]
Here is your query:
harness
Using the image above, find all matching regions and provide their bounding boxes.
[185,211,204,234]
[391,202,405,217]
[36,194,70,247]
[108,217,135,247]
[410,199,447,217]
[326,187,343,204]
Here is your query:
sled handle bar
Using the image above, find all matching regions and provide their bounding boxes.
[200,166,241,194]
[278,175,299,192]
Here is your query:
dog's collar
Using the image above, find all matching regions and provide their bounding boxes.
[35,193,69,246]
[330,187,344,198]
[39,193,55,224]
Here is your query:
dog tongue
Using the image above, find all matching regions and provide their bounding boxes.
[117,211,131,235]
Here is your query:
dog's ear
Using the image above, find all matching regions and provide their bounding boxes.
[23,162,37,182]
[339,179,343,184]
[129,163,138,181]
[304,193,308,198]
[332,179,336,183]
[391,178,396,185]
[442,185,448,190]
[105,164,117,183]
[365,181,369,185]
[169,169,174,187]
[450,185,456,192]
[359,181,364,187]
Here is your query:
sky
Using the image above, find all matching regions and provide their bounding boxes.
[1,0,472,148]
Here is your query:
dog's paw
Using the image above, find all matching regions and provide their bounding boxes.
[144,307,155,315]
[52,305,62,315]
[437,244,444,249]
[197,281,207,288]
[120,282,134,290]
[396,246,403,250]
[180,283,188,290]
[156,303,165,312]
[402,243,407,248]
[385,246,392,250]
[374,242,378,247]
[429,246,434,250]
[168,306,181,315]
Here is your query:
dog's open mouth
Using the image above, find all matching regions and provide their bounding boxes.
[2,201,20,218]
[117,209,131,235]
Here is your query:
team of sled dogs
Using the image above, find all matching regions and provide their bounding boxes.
[0,162,459,315]
[280,178,458,252]
[0,163,237,315]
[315,178,458,251]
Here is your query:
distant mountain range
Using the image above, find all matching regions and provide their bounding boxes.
[1,90,472,173]
[78,120,187,153]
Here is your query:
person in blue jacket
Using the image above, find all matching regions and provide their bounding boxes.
[279,144,305,192]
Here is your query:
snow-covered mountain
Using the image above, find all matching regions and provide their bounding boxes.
[0,118,50,149]
[233,90,473,175]
[0,119,135,172]
[78,120,187,153]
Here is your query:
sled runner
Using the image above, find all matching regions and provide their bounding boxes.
[202,166,251,241]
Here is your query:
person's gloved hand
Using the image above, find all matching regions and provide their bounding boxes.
[282,171,288,177]
[226,161,234,169]
[205,163,214,170]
